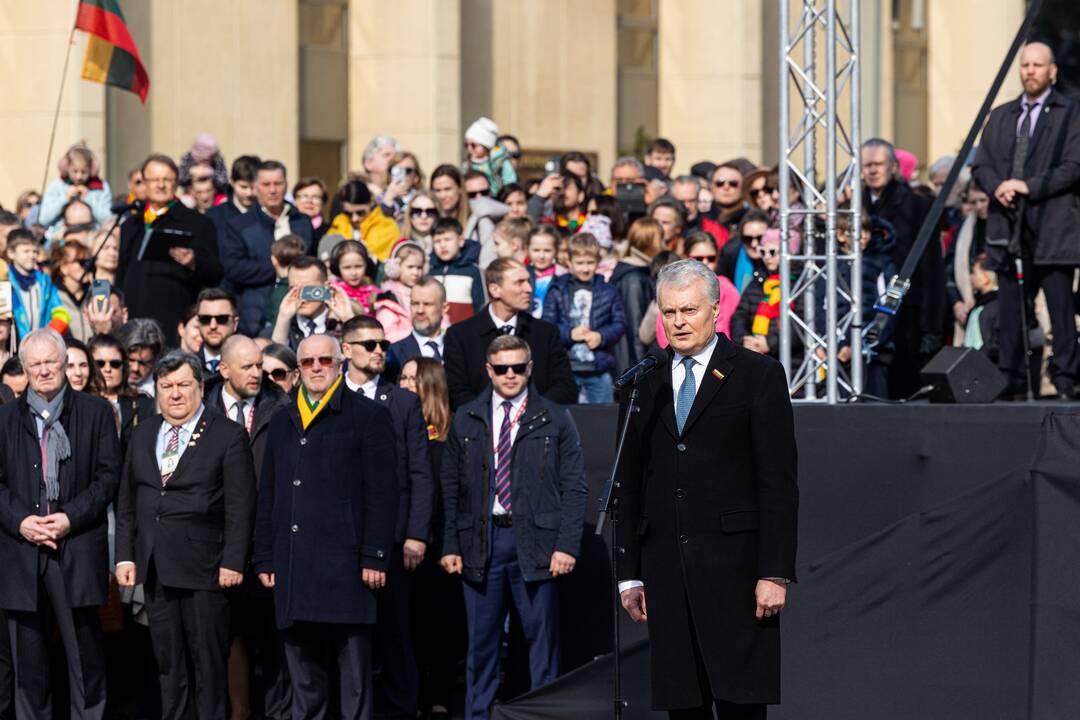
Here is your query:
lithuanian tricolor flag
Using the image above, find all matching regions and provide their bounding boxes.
[75,0,149,103]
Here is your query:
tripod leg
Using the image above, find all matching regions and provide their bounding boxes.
[1015,257,1035,401]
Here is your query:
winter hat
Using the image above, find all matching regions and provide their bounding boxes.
[190,133,220,164]
[318,233,347,263]
[895,148,918,182]
[580,214,613,249]
[382,239,427,279]
[762,227,801,254]
[465,117,500,150]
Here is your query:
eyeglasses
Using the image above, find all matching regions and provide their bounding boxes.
[491,363,528,375]
[508,151,522,159]
[762,247,779,257]
[713,179,741,189]
[95,359,123,370]
[690,254,717,263]
[344,339,391,352]
[467,189,490,199]
[409,207,438,218]
[265,367,291,381]
[299,356,336,369]
[742,233,764,244]
[295,193,324,203]
[198,314,233,326]
[751,186,776,197]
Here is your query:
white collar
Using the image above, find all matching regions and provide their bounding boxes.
[491,387,528,415]
[220,384,251,412]
[162,403,205,435]
[488,304,517,330]
[261,204,288,221]
[672,334,719,369]
[413,328,443,345]
[345,373,380,394]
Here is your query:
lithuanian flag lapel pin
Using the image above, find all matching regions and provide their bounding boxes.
[712,369,725,381]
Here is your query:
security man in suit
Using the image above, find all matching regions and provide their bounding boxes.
[340,315,434,720]
[441,334,588,720]
[615,260,798,719]
[116,350,257,720]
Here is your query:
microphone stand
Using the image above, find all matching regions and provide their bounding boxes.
[1008,196,1035,402]
[77,207,133,286]
[595,382,639,720]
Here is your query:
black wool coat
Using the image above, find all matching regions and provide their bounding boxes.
[972,89,1080,268]
[443,307,578,409]
[254,382,399,629]
[115,410,257,591]
[117,202,224,346]
[205,378,291,481]
[614,335,798,709]
[0,390,121,611]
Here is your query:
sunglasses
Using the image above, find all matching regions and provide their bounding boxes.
[508,151,522,159]
[299,356,336,369]
[409,207,438,218]
[762,247,779,257]
[198,313,232,326]
[742,233,764,244]
[265,367,291,381]
[345,339,391,352]
[713,179,741,189]
[690,254,717,263]
[95,359,123,369]
[751,186,776,196]
[491,363,529,376]
[467,189,490,199]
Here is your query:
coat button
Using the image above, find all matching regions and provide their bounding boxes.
[377,550,385,558]
[291,524,299,533]
[160,490,166,497]
[675,488,685,499]
[300,438,307,446]
[679,534,688,544]
[677,443,687,452]
[155,515,160,522]
[293,479,301,487]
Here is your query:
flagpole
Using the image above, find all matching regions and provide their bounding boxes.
[40,15,79,202]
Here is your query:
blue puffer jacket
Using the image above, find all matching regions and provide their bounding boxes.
[541,274,627,374]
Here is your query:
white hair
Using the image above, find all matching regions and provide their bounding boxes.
[18,328,67,365]
[656,259,720,305]
[362,135,399,163]
[298,333,344,362]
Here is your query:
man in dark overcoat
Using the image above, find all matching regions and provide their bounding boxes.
[972,41,1080,398]
[254,334,398,720]
[615,260,798,720]
[0,329,121,720]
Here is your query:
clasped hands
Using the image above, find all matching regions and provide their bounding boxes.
[19,513,71,550]
[619,579,788,623]
[994,178,1029,208]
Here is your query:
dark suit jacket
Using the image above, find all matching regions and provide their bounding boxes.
[0,390,121,611]
[205,378,290,479]
[222,205,314,335]
[353,379,434,544]
[614,335,798,708]
[443,307,577,409]
[254,381,398,628]
[116,409,257,591]
[118,392,157,459]
[972,89,1080,267]
[117,202,224,346]
[386,334,424,384]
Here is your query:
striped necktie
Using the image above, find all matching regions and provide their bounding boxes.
[161,425,181,486]
[494,400,514,511]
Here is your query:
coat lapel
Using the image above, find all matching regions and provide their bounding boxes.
[679,334,737,437]
[653,351,679,440]
[167,414,210,485]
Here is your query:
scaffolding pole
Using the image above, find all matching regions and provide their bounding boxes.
[778,0,862,403]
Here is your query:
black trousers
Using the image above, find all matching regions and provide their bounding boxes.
[230,584,291,720]
[998,263,1078,385]
[0,610,12,720]
[283,622,373,720]
[411,554,466,713]
[374,544,418,719]
[144,575,231,720]
[6,553,106,720]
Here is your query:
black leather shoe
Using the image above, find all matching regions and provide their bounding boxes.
[1053,378,1076,401]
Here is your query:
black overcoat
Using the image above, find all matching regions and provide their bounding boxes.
[115,410,257,591]
[0,390,121,611]
[614,335,798,709]
[253,382,398,629]
[972,89,1080,268]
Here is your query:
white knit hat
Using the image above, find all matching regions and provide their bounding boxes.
[465,117,500,149]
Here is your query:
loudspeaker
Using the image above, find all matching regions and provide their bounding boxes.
[920,346,1007,403]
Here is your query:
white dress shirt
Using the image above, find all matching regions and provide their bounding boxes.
[491,388,528,515]
[221,385,254,430]
[413,330,444,359]
[345,373,380,400]
[297,309,329,338]
[488,305,518,335]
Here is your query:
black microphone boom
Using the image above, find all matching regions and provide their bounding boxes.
[110,198,143,215]
[613,354,658,388]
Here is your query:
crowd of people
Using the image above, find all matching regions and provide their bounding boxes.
[0,41,1075,719]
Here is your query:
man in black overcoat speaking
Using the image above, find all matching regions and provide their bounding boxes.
[972,41,1080,399]
[615,259,798,719]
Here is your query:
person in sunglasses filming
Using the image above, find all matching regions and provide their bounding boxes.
[340,315,433,719]
[440,334,587,720]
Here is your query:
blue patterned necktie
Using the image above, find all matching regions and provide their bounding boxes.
[676,356,697,435]
[495,400,514,510]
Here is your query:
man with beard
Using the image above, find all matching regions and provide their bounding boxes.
[341,316,433,720]
[387,276,449,380]
[195,288,239,380]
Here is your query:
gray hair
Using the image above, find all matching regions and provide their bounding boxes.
[297,333,344,362]
[673,174,702,191]
[153,350,204,383]
[861,138,899,174]
[117,318,166,354]
[612,156,645,176]
[362,135,400,163]
[656,259,720,306]
[18,328,67,365]
[928,155,956,178]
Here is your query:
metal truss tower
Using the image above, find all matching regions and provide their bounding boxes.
[778,0,862,403]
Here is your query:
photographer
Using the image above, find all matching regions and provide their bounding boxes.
[527,172,587,234]
[269,255,356,350]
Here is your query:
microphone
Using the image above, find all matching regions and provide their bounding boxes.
[613,354,659,388]
[110,198,143,215]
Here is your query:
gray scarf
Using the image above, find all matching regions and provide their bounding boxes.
[27,385,70,503]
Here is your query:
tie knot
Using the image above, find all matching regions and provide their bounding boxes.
[501,400,513,413]
[500,325,514,336]
[681,356,696,370]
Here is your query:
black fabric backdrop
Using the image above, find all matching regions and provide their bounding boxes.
[493,403,1080,720]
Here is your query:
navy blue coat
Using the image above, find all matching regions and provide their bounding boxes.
[206,200,245,256]
[385,334,423,384]
[440,385,588,584]
[0,390,121,611]
[221,205,314,335]
[254,380,398,628]
[542,274,627,374]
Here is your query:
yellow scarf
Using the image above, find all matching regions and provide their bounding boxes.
[143,200,174,228]
[297,375,342,430]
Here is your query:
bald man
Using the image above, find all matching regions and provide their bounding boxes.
[973,41,1080,399]
[206,336,293,720]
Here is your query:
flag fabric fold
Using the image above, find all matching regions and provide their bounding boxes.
[75,0,149,102]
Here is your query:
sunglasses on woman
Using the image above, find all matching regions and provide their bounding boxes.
[95,359,123,369]
[751,186,776,197]
[298,356,336,369]
[467,189,490,199]
[409,207,438,218]
[690,254,717,263]
[265,368,292,381]
[762,247,779,257]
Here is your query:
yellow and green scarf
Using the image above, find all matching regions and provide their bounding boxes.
[297,375,342,430]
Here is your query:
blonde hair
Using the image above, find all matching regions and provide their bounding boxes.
[627,217,664,257]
